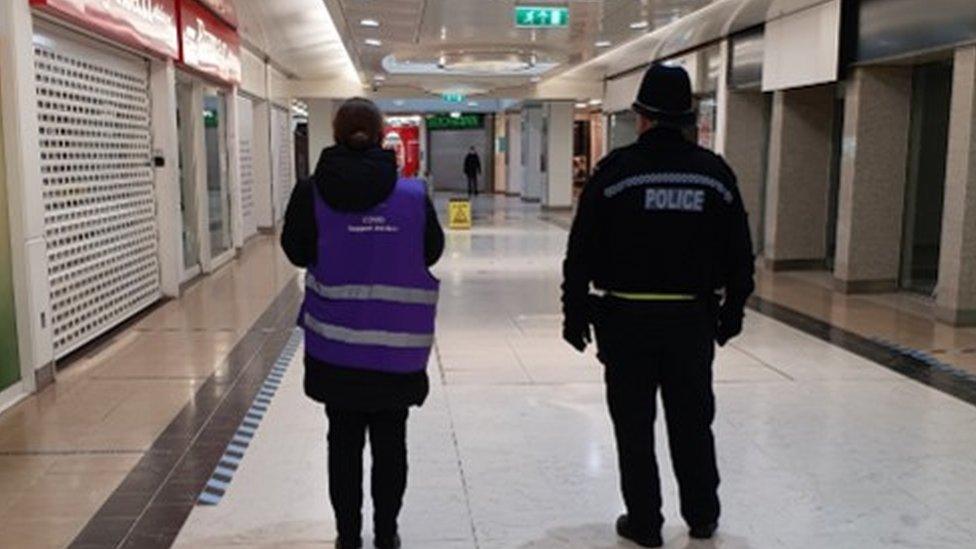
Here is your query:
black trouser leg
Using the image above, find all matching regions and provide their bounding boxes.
[660,331,720,527]
[467,175,478,196]
[368,409,409,538]
[326,407,368,541]
[605,363,665,533]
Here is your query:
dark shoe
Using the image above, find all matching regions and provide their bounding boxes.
[335,536,362,549]
[374,534,401,549]
[689,522,718,540]
[616,515,663,548]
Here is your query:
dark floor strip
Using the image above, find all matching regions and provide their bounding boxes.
[69,277,303,549]
[748,296,976,408]
[196,330,301,507]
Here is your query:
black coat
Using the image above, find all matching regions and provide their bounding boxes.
[281,145,445,411]
[562,127,755,323]
[464,152,482,177]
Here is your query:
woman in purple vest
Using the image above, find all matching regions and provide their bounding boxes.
[282,98,444,549]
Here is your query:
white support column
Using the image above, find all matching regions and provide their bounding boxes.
[543,101,574,209]
[0,0,54,390]
[149,59,181,297]
[937,45,976,326]
[252,98,274,229]
[307,98,335,166]
[522,105,544,202]
[506,112,523,197]
[227,86,244,251]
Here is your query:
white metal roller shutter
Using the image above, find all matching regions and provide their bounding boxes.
[237,95,257,239]
[34,29,161,358]
[271,106,293,223]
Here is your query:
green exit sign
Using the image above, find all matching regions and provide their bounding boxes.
[515,6,569,28]
[442,92,466,103]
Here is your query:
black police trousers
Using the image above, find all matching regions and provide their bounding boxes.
[594,298,720,533]
[325,406,409,541]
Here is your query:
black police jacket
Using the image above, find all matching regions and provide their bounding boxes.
[561,126,755,322]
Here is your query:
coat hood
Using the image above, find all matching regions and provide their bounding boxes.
[312,145,398,212]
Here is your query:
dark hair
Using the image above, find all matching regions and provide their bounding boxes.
[333,97,384,150]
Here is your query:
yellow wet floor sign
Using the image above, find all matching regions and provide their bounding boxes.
[449,199,472,230]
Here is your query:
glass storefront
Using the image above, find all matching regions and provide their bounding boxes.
[608,111,637,150]
[901,61,953,295]
[204,92,232,258]
[177,81,200,276]
[0,94,21,391]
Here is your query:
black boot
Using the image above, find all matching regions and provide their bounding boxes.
[616,515,663,548]
[335,536,362,549]
[690,522,718,540]
[374,533,401,549]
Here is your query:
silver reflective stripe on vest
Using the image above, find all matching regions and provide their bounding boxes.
[306,273,438,305]
[304,313,434,349]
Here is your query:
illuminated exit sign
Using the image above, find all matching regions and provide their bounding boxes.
[515,6,569,28]
[441,92,466,103]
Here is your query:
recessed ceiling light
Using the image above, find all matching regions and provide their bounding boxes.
[589,99,603,106]
[630,21,650,30]
[365,38,382,47]
[530,76,542,83]
[360,18,380,28]
[595,40,612,48]
[575,102,587,109]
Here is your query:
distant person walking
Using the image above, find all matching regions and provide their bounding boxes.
[282,98,445,549]
[464,146,482,196]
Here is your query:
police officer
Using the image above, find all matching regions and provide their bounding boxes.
[561,65,754,547]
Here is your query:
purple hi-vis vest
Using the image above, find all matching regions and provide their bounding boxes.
[301,178,439,374]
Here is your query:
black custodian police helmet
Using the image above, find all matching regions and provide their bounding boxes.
[632,64,696,126]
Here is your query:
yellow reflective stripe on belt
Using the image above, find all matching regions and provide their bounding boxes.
[608,292,697,301]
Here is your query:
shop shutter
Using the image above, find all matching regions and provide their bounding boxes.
[237,95,257,239]
[271,105,293,223]
[34,30,161,358]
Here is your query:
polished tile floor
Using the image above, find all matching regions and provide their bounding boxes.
[163,196,976,549]
[0,235,296,549]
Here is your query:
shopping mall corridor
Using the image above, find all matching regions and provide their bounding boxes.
[3,196,976,549]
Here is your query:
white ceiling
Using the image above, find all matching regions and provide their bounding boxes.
[235,0,717,97]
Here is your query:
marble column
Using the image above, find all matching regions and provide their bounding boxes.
[762,84,835,270]
[718,89,769,248]
[937,46,976,326]
[833,66,913,293]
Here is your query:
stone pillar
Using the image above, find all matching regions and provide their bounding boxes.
[543,102,574,209]
[833,66,913,293]
[937,46,976,326]
[718,89,769,247]
[763,85,835,270]
[306,98,335,168]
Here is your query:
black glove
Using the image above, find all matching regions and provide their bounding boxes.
[562,315,592,353]
[715,306,744,347]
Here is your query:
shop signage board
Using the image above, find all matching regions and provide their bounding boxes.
[514,6,570,28]
[195,0,238,28]
[30,0,179,59]
[180,0,242,85]
[427,113,484,131]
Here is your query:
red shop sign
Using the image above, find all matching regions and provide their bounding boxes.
[195,0,237,28]
[179,0,241,85]
[30,0,179,59]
